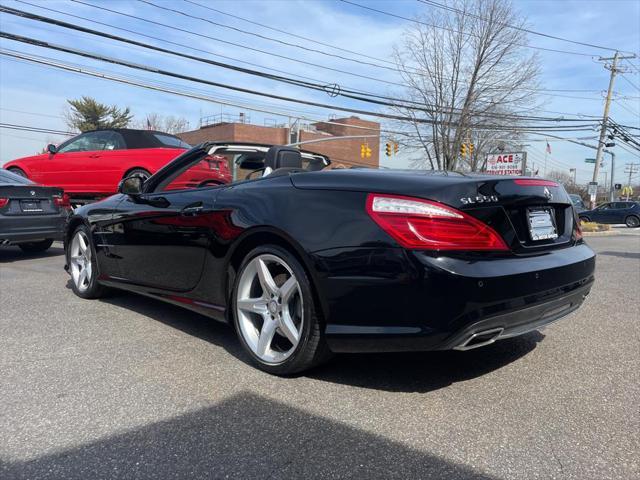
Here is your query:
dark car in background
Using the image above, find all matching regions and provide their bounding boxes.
[0,168,70,253]
[63,142,595,375]
[578,201,640,228]
[569,194,587,213]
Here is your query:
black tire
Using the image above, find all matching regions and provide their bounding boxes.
[67,224,108,299]
[124,168,151,181]
[625,215,640,228]
[7,167,27,178]
[18,239,53,253]
[579,216,590,223]
[231,245,332,375]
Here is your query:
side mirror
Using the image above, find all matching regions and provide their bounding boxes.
[118,175,144,196]
[47,144,58,154]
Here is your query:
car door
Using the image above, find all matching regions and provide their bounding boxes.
[591,203,612,223]
[43,131,120,193]
[613,202,633,223]
[84,131,131,193]
[110,161,223,292]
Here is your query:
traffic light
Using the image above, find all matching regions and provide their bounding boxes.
[394,142,399,154]
[360,144,366,159]
[460,143,467,157]
[468,143,474,155]
[385,142,392,157]
[365,145,372,158]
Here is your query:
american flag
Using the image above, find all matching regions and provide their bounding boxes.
[546,141,551,154]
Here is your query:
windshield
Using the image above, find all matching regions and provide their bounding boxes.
[152,133,191,149]
[569,194,584,207]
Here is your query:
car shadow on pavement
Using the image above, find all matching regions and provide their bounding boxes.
[1,392,499,480]
[309,333,543,393]
[97,290,542,394]
[597,250,640,259]
[0,245,65,263]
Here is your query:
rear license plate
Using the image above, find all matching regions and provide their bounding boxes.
[527,208,558,241]
[20,200,43,212]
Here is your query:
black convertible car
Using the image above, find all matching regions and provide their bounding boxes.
[64,143,595,374]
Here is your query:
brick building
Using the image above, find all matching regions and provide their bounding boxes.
[178,115,380,172]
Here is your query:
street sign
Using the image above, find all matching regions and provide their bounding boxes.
[585,158,596,164]
[485,152,525,175]
[587,182,598,196]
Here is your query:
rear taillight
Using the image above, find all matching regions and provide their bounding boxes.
[513,179,559,187]
[366,194,508,251]
[573,218,583,241]
[0,198,8,208]
[53,193,71,208]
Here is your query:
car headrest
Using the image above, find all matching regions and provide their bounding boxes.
[264,146,302,170]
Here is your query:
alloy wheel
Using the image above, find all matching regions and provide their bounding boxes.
[236,254,303,364]
[70,230,92,292]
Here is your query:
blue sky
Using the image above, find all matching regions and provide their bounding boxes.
[0,0,639,185]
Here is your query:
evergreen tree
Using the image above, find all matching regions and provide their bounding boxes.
[65,96,132,132]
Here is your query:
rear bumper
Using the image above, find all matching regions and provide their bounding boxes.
[0,214,66,243]
[313,243,595,353]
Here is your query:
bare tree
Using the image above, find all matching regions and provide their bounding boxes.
[392,0,540,171]
[138,113,190,134]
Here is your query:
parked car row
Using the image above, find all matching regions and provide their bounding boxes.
[1,128,234,252]
[3,128,231,202]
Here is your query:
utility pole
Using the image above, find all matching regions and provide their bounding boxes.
[605,150,615,201]
[591,52,636,208]
[624,163,640,200]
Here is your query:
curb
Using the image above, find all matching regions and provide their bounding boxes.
[582,230,616,237]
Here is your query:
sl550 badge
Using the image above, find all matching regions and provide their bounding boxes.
[460,194,499,204]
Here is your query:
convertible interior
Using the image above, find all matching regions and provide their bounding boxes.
[231,145,331,180]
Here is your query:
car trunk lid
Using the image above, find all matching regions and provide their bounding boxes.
[291,169,575,253]
[0,184,64,215]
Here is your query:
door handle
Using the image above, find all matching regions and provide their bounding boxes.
[181,203,204,216]
[89,154,100,158]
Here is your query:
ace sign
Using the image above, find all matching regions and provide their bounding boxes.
[486,152,525,175]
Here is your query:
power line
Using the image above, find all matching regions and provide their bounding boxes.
[12,0,366,93]
[0,7,603,125]
[0,107,64,119]
[12,0,609,111]
[0,123,76,135]
[182,0,402,68]
[0,47,601,141]
[619,73,640,92]
[59,0,612,102]
[340,0,600,57]
[417,0,632,54]
[66,0,407,89]
[139,0,401,74]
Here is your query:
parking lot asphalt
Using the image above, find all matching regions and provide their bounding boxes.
[1,235,639,480]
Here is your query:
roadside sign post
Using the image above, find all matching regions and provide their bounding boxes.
[588,181,598,204]
[485,152,526,176]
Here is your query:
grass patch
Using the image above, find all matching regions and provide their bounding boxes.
[579,222,611,232]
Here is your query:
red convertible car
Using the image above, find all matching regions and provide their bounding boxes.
[4,128,232,201]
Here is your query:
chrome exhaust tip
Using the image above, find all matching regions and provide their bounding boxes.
[454,327,504,351]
